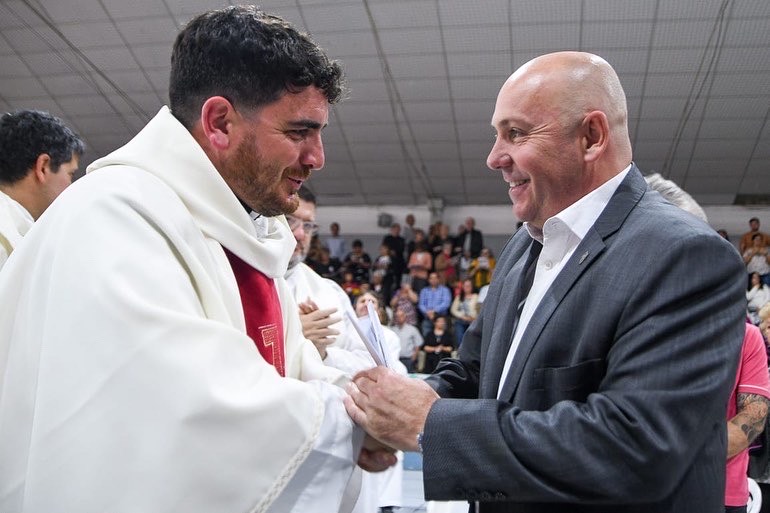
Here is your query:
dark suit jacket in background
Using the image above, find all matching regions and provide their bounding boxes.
[461,229,484,259]
[423,166,746,513]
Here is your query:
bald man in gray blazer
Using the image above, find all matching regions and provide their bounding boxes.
[345,51,746,513]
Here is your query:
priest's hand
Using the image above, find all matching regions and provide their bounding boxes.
[357,434,397,472]
[344,366,439,452]
[298,299,340,359]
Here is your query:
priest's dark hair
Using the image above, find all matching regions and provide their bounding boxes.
[169,5,345,129]
[0,110,84,185]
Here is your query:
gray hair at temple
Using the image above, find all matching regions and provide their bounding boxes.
[644,173,708,223]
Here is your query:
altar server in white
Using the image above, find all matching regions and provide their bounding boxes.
[0,6,394,513]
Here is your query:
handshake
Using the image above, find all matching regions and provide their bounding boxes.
[345,366,439,472]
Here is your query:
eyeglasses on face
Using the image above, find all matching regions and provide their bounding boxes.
[286,215,319,235]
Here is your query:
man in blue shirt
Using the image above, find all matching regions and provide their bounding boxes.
[418,272,452,336]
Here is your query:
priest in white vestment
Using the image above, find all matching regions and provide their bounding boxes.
[286,188,406,513]
[0,6,395,513]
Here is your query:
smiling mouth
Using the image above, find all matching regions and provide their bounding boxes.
[509,179,530,189]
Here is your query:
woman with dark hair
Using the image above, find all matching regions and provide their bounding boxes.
[420,315,455,374]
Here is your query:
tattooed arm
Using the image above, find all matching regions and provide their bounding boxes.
[727,392,770,458]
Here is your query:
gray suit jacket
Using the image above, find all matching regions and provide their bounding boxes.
[424,166,746,513]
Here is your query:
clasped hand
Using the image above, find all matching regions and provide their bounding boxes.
[298,299,340,358]
[344,366,439,453]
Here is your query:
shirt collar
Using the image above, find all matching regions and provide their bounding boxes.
[525,164,631,244]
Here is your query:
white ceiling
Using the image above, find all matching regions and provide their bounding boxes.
[1,0,768,207]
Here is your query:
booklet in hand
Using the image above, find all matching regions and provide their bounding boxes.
[345,303,391,367]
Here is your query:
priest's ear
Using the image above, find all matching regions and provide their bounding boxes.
[198,96,238,150]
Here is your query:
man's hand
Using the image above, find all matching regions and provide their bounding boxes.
[358,434,398,472]
[344,366,439,452]
[298,299,340,359]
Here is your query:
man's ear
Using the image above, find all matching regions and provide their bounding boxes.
[199,96,237,150]
[581,110,609,163]
[32,153,52,183]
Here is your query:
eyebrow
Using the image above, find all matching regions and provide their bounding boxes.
[287,119,326,130]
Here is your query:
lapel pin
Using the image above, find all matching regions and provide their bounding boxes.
[578,252,589,264]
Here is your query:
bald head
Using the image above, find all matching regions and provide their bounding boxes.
[498,52,632,165]
[488,52,634,228]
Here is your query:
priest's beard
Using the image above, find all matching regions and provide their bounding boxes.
[223,133,308,217]
[288,241,309,270]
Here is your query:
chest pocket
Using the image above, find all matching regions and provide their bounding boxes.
[530,358,605,409]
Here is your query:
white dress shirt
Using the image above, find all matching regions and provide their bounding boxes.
[498,166,631,397]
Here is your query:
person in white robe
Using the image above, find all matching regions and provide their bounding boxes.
[0,7,394,513]
[286,187,405,513]
[0,109,83,269]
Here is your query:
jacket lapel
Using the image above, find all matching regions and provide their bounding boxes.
[479,236,530,398]
[497,166,648,401]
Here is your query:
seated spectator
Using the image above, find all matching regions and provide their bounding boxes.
[407,240,432,293]
[406,228,427,259]
[468,247,496,289]
[340,270,361,303]
[433,240,457,285]
[420,315,455,374]
[430,222,453,260]
[747,272,770,325]
[740,217,770,255]
[457,249,473,281]
[372,243,395,301]
[390,279,419,327]
[743,234,770,286]
[450,278,479,347]
[308,246,342,283]
[343,238,371,285]
[391,307,423,373]
[418,272,452,336]
[382,223,406,285]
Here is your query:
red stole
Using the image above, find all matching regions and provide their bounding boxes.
[223,248,285,376]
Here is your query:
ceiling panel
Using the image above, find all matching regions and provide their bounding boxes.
[0,76,47,99]
[302,3,371,32]
[442,25,508,54]
[102,0,172,19]
[369,1,438,29]
[2,25,61,53]
[37,0,108,24]
[509,0,581,24]
[57,21,121,49]
[0,53,30,77]
[115,18,179,46]
[584,0,657,21]
[377,27,442,55]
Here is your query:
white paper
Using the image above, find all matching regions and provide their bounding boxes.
[345,309,390,368]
